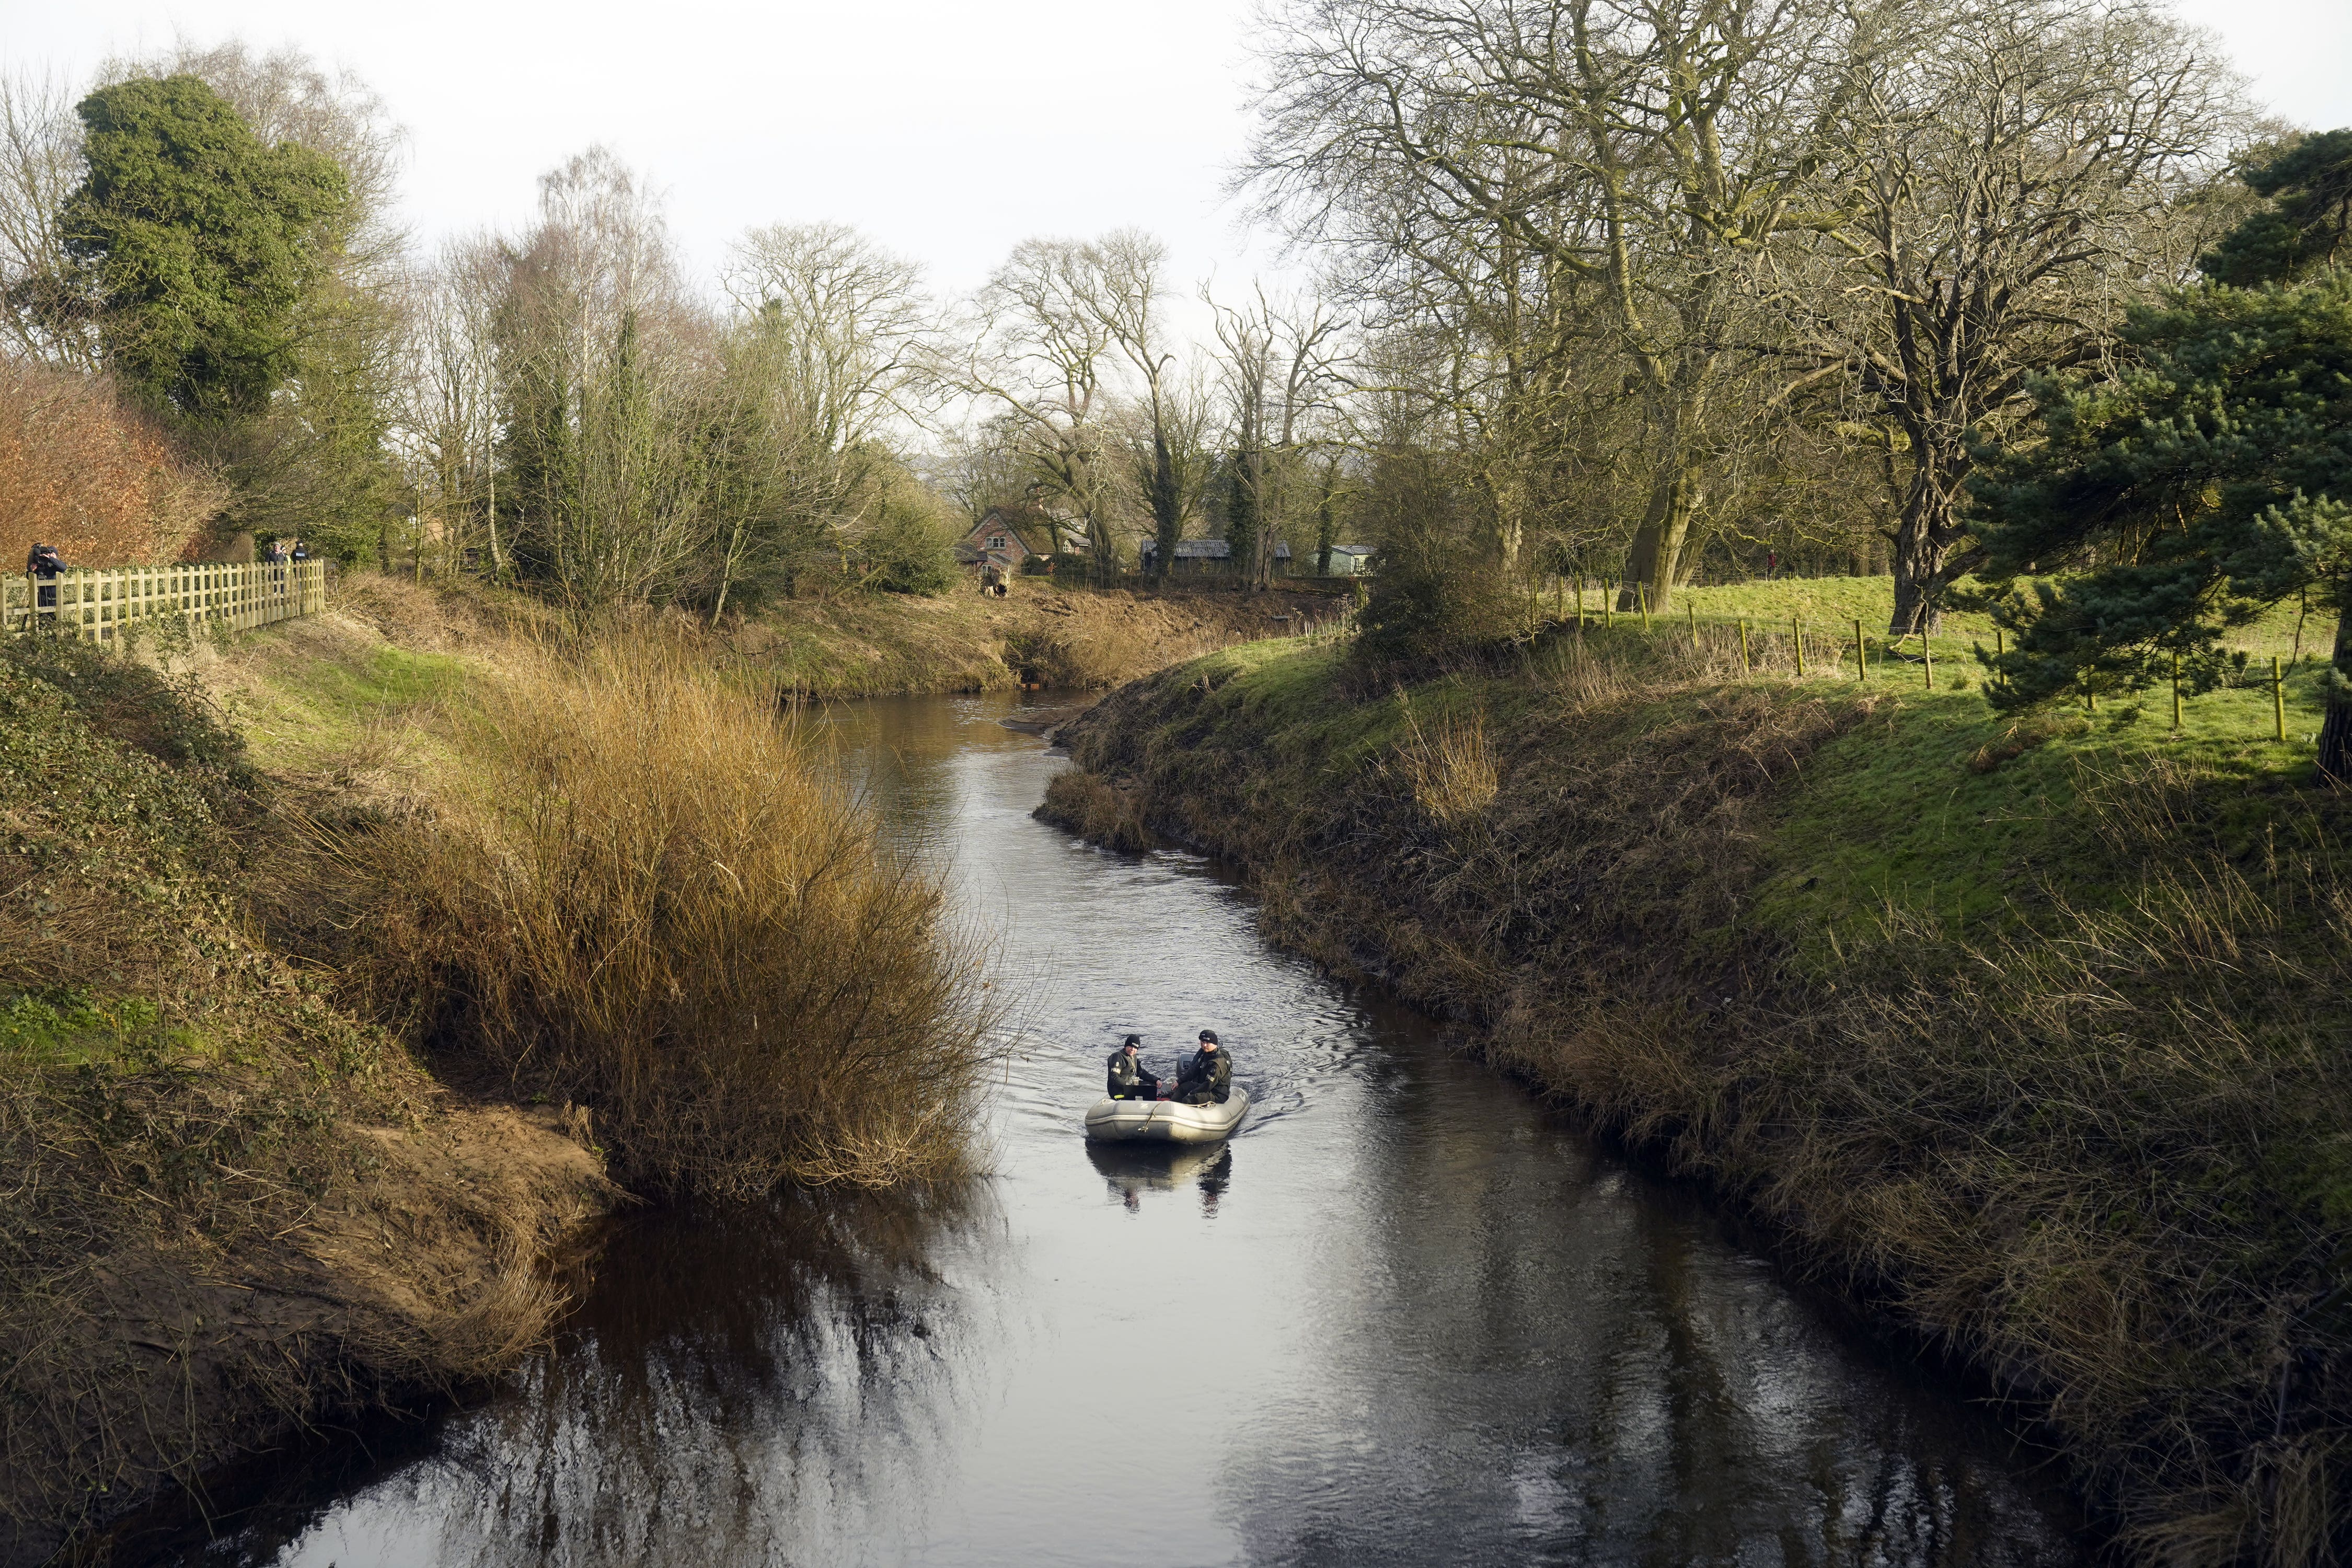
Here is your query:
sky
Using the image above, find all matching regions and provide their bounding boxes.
[4,0,2349,308]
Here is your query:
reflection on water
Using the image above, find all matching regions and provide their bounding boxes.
[126,692,2083,1568]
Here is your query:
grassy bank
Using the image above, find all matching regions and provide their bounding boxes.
[0,634,614,1567]
[1044,606,2351,1565]
[4,574,1010,1560]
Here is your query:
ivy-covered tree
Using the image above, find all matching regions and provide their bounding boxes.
[59,75,349,420]
[1969,136,2352,775]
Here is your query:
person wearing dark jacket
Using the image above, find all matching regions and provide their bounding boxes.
[1173,1030,1231,1105]
[1105,1035,1161,1100]
[25,543,62,614]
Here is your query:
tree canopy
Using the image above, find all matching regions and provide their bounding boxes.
[60,74,349,419]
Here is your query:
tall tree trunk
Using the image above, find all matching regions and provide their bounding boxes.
[1617,460,1697,613]
[2318,581,2352,783]
[1889,457,1963,635]
[1151,429,1181,584]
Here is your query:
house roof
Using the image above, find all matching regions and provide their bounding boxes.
[1140,538,1296,560]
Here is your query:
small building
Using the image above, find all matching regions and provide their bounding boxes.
[955,509,1046,571]
[1320,544,1376,576]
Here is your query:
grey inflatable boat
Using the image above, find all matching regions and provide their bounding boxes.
[1083,1091,1252,1145]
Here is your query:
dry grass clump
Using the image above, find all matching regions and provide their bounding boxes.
[0,362,225,566]
[1395,700,1498,828]
[1035,768,1153,852]
[334,633,999,1197]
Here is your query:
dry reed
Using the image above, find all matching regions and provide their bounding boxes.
[333,632,1001,1197]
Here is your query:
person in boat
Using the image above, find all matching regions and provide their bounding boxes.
[1106,1035,1162,1100]
[1172,1030,1231,1105]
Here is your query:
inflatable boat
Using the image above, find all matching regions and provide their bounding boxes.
[1083,1091,1252,1145]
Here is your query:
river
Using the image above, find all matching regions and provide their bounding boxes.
[130,691,2084,1567]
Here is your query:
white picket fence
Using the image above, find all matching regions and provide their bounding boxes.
[2,560,328,642]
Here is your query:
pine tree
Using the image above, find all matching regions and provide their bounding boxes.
[1971,242,2352,773]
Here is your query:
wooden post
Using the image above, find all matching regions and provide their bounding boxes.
[1994,626,2004,660]
[1686,599,1696,650]
[1793,617,1804,677]
[1638,581,1650,633]
[2274,655,2286,741]
[1854,617,1866,682]
[1739,618,1751,675]
[2171,651,2182,730]
[1922,632,1933,690]
[1603,586,1612,628]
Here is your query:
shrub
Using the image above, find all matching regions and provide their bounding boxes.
[0,362,225,568]
[334,634,999,1196]
[1348,451,1517,679]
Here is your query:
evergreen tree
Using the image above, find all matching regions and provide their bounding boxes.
[59,75,348,419]
[1971,274,2352,773]
[2199,131,2352,288]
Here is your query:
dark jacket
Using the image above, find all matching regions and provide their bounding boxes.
[1106,1048,1154,1098]
[1174,1046,1231,1105]
[26,545,61,579]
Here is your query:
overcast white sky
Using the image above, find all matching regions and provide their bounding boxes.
[4,0,2348,306]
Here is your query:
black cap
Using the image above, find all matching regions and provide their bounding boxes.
[1122,1034,1141,1047]
[1198,1029,1218,1045]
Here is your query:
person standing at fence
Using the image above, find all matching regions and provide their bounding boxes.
[25,542,63,625]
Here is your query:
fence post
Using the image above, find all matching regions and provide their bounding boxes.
[1739,618,1751,675]
[1793,617,1805,677]
[1922,631,1933,690]
[2172,651,2182,730]
[1686,599,1696,650]
[1854,617,1866,682]
[1638,581,1650,633]
[2274,655,2286,742]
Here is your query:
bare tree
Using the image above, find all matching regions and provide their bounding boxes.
[1207,283,1347,586]
[0,70,94,369]
[955,235,1154,575]
[1763,0,2244,632]
[1248,0,1915,609]
[711,222,937,615]
[497,149,719,608]
[395,234,506,575]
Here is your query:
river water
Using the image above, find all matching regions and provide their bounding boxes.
[143,691,2083,1567]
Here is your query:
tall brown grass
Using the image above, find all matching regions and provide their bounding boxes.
[335,631,1000,1197]
[0,362,225,567]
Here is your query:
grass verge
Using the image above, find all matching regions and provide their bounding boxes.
[1046,615,2352,1566]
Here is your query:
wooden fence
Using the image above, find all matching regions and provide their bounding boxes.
[2,560,328,642]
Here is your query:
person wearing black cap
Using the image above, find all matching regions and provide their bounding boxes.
[1105,1035,1162,1100]
[1172,1030,1231,1105]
